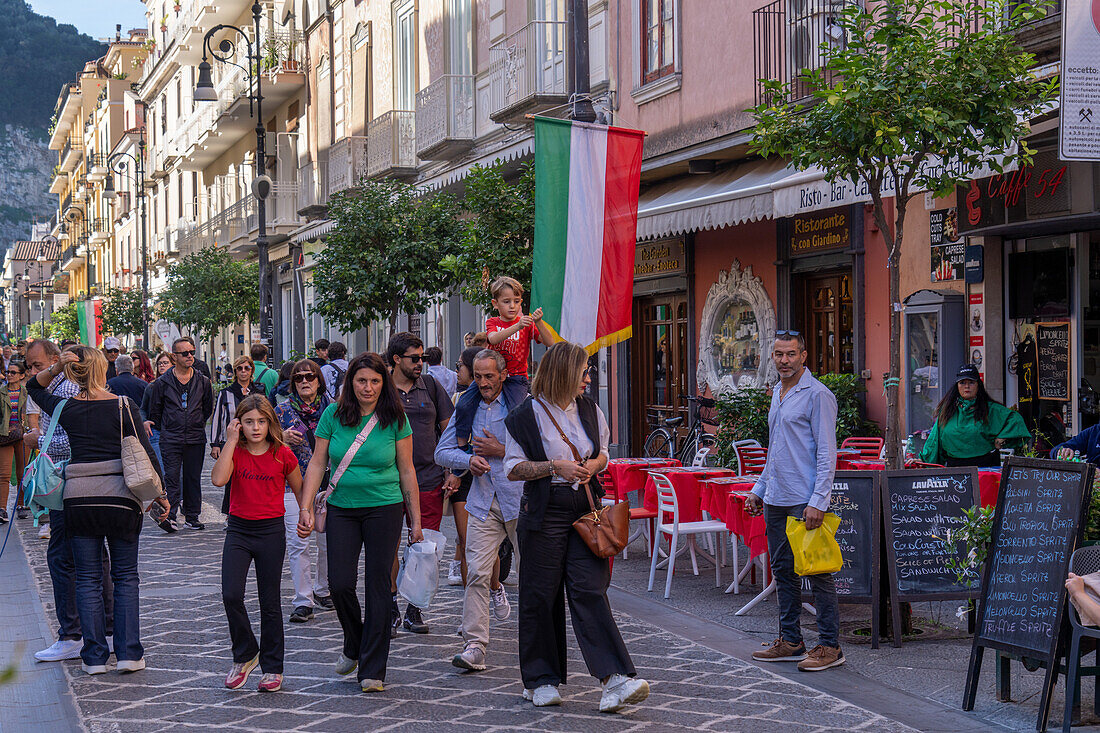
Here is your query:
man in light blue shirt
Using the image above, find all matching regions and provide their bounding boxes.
[435,349,522,673]
[746,330,843,671]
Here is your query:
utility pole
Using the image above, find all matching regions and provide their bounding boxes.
[567,0,597,123]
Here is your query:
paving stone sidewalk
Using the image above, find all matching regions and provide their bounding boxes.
[12,502,924,733]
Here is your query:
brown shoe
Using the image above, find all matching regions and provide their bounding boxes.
[797,644,845,671]
[751,638,807,662]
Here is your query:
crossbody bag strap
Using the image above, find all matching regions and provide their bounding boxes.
[42,398,67,449]
[534,398,599,513]
[330,414,379,488]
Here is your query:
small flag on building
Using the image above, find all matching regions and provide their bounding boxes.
[77,299,103,347]
[532,116,644,354]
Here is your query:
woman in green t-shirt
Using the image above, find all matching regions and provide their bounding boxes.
[920,364,1031,467]
[299,352,423,693]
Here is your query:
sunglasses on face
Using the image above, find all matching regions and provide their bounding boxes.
[106,349,119,354]
[293,373,318,383]
[174,349,195,357]
[6,370,23,376]
[775,330,801,337]
[235,365,252,372]
[400,354,423,363]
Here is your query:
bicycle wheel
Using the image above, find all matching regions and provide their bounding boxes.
[643,428,674,459]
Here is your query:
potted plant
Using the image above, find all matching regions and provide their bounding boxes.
[160,14,169,32]
[174,2,181,13]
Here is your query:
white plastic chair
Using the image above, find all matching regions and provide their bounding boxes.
[691,445,712,467]
[647,472,728,599]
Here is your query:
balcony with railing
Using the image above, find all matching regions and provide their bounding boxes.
[60,136,83,173]
[416,75,476,161]
[86,153,108,182]
[49,168,68,195]
[61,243,86,272]
[488,20,568,124]
[88,217,110,243]
[366,111,418,180]
[297,158,329,215]
[327,137,369,196]
[176,183,302,256]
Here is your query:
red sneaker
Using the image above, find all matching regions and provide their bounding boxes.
[258,673,283,692]
[225,655,259,690]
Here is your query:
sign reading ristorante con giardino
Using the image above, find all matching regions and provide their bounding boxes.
[634,239,686,280]
[789,210,851,256]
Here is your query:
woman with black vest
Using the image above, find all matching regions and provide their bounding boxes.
[503,341,648,713]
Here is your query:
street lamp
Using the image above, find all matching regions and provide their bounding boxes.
[103,128,150,350]
[193,0,273,362]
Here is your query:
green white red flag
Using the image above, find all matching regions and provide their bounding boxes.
[532,116,644,354]
[77,299,103,347]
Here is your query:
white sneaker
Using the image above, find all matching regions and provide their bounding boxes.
[447,560,463,586]
[523,685,562,707]
[35,639,82,662]
[599,674,650,713]
[37,523,50,539]
[117,659,145,673]
[490,586,511,621]
[81,662,108,675]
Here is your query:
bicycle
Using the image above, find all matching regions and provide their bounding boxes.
[643,394,717,464]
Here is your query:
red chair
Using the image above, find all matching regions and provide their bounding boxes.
[735,445,769,475]
[841,437,885,460]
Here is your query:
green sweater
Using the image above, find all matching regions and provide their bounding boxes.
[920,398,1031,463]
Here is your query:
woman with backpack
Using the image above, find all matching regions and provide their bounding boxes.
[274,359,333,623]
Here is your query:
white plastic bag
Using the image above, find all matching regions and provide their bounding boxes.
[397,529,447,609]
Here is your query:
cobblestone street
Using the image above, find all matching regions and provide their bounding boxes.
[10,503,920,733]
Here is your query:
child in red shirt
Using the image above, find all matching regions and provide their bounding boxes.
[455,276,556,446]
[211,394,307,693]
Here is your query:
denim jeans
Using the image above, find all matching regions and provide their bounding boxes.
[71,534,142,664]
[764,503,840,649]
[47,510,112,641]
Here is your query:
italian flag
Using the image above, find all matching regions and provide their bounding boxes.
[77,299,103,348]
[532,117,644,354]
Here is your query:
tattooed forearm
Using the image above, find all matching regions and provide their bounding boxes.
[509,460,553,482]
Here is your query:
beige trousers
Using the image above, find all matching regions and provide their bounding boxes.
[461,497,519,651]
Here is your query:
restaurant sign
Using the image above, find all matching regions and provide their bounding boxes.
[789,210,851,256]
[634,239,686,280]
[929,208,964,282]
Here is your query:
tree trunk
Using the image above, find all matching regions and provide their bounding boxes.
[869,192,906,469]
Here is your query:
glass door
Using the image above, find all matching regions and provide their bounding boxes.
[631,293,689,453]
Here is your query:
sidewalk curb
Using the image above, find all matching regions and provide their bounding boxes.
[608,584,1008,733]
[0,522,86,733]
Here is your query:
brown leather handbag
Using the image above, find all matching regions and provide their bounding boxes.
[536,399,629,559]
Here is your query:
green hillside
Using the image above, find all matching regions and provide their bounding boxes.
[0,0,106,131]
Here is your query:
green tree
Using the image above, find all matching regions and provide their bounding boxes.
[159,247,258,341]
[100,286,145,337]
[752,0,1056,467]
[315,178,463,332]
[440,162,535,310]
[42,301,79,341]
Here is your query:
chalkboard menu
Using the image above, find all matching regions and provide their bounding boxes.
[963,458,1093,732]
[1036,322,1070,401]
[808,472,882,648]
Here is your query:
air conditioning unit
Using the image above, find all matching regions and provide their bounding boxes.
[788,0,850,75]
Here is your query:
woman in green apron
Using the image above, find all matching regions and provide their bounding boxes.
[920,364,1031,467]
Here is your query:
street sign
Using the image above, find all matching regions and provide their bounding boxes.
[1060,0,1100,159]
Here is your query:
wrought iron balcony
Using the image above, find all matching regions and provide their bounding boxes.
[488,20,568,124]
[297,158,329,215]
[61,244,84,272]
[366,111,418,180]
[416,75,475,161]
[86,153,108,182]
[327,137,369,195]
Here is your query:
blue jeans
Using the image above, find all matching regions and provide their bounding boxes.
[71,534,142,664]
[148,428,163,472]
[764,503,840,649]
[453,375,528,443]
[47,510,112,641]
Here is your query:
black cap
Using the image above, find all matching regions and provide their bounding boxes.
[956,364,980,383]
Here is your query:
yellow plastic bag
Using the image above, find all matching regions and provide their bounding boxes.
[785,513,843,576]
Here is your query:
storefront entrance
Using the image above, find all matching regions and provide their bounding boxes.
[797,270,855,375]
[631,294,690,452]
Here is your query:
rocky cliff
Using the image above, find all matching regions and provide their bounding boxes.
[0,125,54,243]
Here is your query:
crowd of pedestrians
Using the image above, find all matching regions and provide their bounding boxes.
[8,276,680,714]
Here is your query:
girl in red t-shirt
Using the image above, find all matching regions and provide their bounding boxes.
[211,394,308,693]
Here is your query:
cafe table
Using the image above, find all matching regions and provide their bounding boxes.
[643,466,739,576]
[603,457,681,500]
[841,460,1002,507]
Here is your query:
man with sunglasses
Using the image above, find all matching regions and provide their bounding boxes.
[103,337,122,381]
[144,336,214,532]
[745,329,842,672]
[386,332,454,635]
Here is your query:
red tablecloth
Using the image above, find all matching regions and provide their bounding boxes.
[643,467,738,522]
[604,458,681,500]
[698,478,769,559]
[845,459,886,471]
[979,469,1001,508]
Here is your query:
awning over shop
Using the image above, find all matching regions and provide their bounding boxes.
[291,219,336,243]
[636,158,793,240]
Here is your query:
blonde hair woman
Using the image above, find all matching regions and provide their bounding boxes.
[502,341,648,712]
[28,346,168,676]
